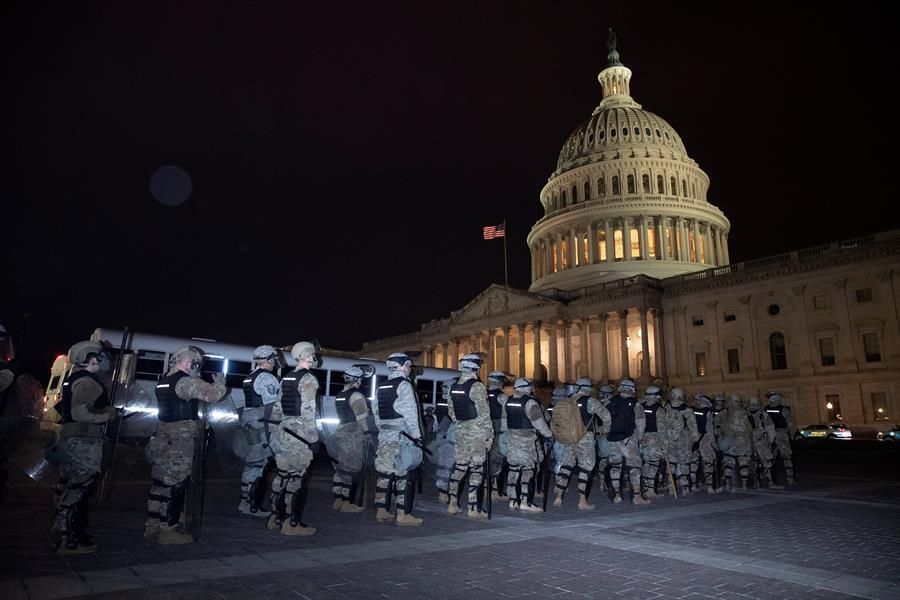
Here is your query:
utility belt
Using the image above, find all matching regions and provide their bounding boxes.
[59,421,104,438]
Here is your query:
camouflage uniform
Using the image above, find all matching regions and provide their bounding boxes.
[690,401,718,492]
[238,367,280,515]
[330,383,370,506]
[663,401,700,493]
[427,416,455,501]
[639,400,667,496]
[719,397,752,491]
[748,402,778,487]
[504,393,552,509]
[554,393,610,506]
[146,370,226,537]
[486,382,508,499]
[447,372,493,515]
[53,368,115,550]
[269,369,318,532]
[607,392,646,503]
[373,371,423,520]
[766,397,796,484]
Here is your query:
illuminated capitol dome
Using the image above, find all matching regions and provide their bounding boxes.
[528,31,730,291]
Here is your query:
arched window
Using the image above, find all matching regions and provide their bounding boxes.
[613,228,624,259]
[630,226,640,258]
[598,229,607,261]
[561,239,568,270]
[552,194,558,211]
[657,175,665,194]
[582,234,589,264]
[561,190,567,208]
[584,181,591,201]
[642,174,651,194]
[571,184,578,204]
[598,177,606,197]
[769,333,788,370]
[671,176,678,196]
[627,174,635,194]
[612,176,620,196]
[551,242,558,272]
[682,179,688,197]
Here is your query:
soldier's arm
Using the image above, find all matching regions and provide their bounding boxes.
[254,372,280,405]
[395,380,422,439]
[71,378,113,423]
[764,414,777,441]
[176,376,228,404]
[350,390,370,422]
[299,374,319,442]
[526,399,553,437]
[447,393,456,422]
[687,410,700,442]
[634,403,646,439]
[784,407,797,435]
[499,392,508,432]
[471,382,493,438]
[596,403,612,435]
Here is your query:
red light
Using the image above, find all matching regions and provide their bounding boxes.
[56,354,66,361]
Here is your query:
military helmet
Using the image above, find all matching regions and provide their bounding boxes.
[171,345,204,373]
[290,341,316,361]
[459,353,483,373]
[563,382,580,397]
[513,377,534,392]
[487,371,508,384]
[668,386,684,400]
[748,396,761,409]
[693,393,713,408]
[551,386,566,401]
[618,379,636,394]
[253,344,279,362]
[386,352,412,372]
[599,384,615,398]
[575,376,594,394]
[344,363,375,383]
[766,391,783,405]
[644,385,662,399]
[68,340,106,367]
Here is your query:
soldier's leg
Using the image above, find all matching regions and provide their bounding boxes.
[506,463,522,506]
[609,444,624,502]
[778,435,795,483]
[268,469,288,530]
[554,444,576,505]
[722,453,736,491]
[701,444,717,493]
[738,453,750,489]
[467,458,486,517]
[690,446,701,490]
[331,464,344,509]
[239,457,268,515]
[447,463,467,514]
[58,473,98,552]
[676,461,691,492]
[395,469,423,526]
[281,471,315,536]
[642,456,660,497]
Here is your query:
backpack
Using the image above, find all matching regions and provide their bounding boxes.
[606,396,637,442]
[550,398,587,445]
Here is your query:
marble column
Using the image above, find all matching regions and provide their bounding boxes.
[639,307,651,385]
[517,323,527,377]
[486,330,495,372]
[597,313,609,381]
[639,216,649,260]
[579,318,590,379]
[652,309,666,380]
[549,321,559,383]
[563,320,573,381]
[532,321,543,382]
[605,220,615,262]
[618,310,630,379]
[448,339,458,369]
[501,325,511,372]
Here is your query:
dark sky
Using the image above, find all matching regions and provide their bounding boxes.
[3,2,897,380]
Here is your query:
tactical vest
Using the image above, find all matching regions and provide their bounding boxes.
[376,377,407,420]
[450,379,478,421]
[606,395,637,442]
[242,369,265,408]
[694,407,710,436]
[576,397,593,427]
[488,388,503,420]
[280,369,311,417]
[334,388,359,424]
[767,406,788,429]
[644,403,659,433]
[155,371,199,422]
[59,370,109,423]
[505,397,534,430]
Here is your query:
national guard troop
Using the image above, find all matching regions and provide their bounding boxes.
[52,341,117,553]
[638,385,666,499]
[446,353,493,519]
[237,345,281,518]
[663,387,700,495]
[719,394,752,492]
[504,378,551,512]
[606,379,649,505]
[766,391,796,485]
[330,364,374,513]
[373,352,425,526]
[690,393,718,494]
[712,393,727,491]
[145,345,227,544]
[594,384,615,492]
[430,378,457,504]
[268,341,320,536]
[486,371,509,501]
[552,377,609,511]
[748,396,782,489]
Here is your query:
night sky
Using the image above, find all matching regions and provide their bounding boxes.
[4,2,897,381]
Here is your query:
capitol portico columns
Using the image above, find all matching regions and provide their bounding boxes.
[639,307,651,385]
[501,325,510,372]
[517,323,527,378]
[597,313,609,381]
[532,320,543,382]
[652,308,666,380]
[618,310,630,379]
[486,330,494,372]
[448,339,458,369]
[579,318,590,379]
[549,321,559,383]
[639,217,649,260]
[563,320,573,381]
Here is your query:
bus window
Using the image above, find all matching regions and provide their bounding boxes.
[416,378,436,407]
[368,375,385,401]
[135,350,166,381]
[328,370,345,396]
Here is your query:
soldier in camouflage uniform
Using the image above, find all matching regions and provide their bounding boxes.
[766,392,796,485]
[486,371,509,502]
[690,393,718,494]
[719,394,752,492]
[52,341,117,553]
[504,378,551,512]
[594,384,615,492]
[145,345,227,544]
[638,385,666,499]
[712,394,727,491]
[663,387,700,495]
[237,345,281,518]
[373,352,425,526]
[447,353,493,519]
[330,364,374,513]
[429,378,457,505]
[552,378,610,511]
[748,396,782,489]
[268,341,320,536]
[607,379,650,505]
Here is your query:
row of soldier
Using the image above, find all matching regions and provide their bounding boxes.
[47,338,797,554]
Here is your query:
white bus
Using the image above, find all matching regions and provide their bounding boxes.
[43,328,459,441]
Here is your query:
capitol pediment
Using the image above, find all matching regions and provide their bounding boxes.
[450,284,559,325]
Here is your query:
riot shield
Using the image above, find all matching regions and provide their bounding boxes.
[6,422,58,484]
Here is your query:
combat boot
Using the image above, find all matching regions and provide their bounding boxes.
[467,508,487,520]
[266,514,281,530]
[143,522,160,541]
[332,498,344,511]
[519,502,542,513]
[340,502,364,513]
[508,500,518,510]
[375,507,393,522]
[157,525,193,545]
[447,502,460,515]
[632,494,651,505]
[395,509,423,527]
[552,489,564,507]
[577,495,594,511]
[706,485,716,494]
[612,493,623,504]
[437,491,449,504]
[644,488,657,499]
[281,521,316,536]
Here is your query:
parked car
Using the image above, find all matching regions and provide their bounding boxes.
[796,423,852,440]
[877,426,900,441]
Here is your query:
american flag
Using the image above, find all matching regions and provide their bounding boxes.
[483,222,505,240]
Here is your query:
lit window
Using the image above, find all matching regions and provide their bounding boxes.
[819,337,836,366]
[647,225,656,258]
[695,352,707,377]
[855,288,873,303]
[769,333,787,370]
[826,394,842,421]
[561,239,568,270]
[582,235,589,264]
[666,225,674,258]
[551,242,558,272]
[813,294,831,309]
[872,392,889,421]
[614,229,624,260]
[727,348,740,374]
[630,226,640,258]
[862,333,881,362]
[688,229,697,262]
[598,230,607,261]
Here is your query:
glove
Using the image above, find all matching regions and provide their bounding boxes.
[211,373,226,386]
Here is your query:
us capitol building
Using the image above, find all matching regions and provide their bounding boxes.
[359,35,900,433]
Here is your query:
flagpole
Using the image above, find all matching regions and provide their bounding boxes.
[503,220,508,287]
